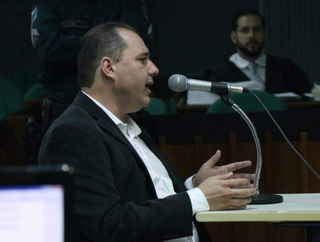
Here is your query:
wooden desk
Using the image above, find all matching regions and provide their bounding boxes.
[196,194,320,242]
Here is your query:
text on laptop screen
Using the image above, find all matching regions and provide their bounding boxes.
[0,185,64,242]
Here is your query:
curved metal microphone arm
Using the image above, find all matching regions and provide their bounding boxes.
[220,95,283,204]
[231,103,261,193]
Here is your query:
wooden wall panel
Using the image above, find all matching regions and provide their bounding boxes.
[159,136,197,179]
[204,222,306,242]
[159,132,320,242]
[5,116,29,166]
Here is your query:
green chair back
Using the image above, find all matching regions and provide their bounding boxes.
[144,98,169,115]
[0,76,23,119]
[13,67,39,94]
[0,95,7,120]
[162,97,176,114]
[23,83,49,103]
[207,90,288,114]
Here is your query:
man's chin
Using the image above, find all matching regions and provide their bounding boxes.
[141,97,151,108]
[243,49,262,58]
[146,98,151,107]
[238,44,264,58]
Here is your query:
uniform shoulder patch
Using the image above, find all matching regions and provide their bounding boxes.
[31,7,39,48]
[31,6,38,27]
[31,28,40,48]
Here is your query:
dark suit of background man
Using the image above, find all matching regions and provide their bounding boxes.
[208,9,312,95]
[38,22,256,242]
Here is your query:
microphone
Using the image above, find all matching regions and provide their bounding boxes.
[168,74,246,94]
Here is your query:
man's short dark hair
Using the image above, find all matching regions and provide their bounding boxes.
[77,22,136,88]
[232,9,266,31]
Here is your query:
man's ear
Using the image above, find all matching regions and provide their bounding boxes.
[101,57,116,80]
[230,31,237,44]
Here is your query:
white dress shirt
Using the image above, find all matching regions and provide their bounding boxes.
[229,53,267,90]
[82,91,210,242]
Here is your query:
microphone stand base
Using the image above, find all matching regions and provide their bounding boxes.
[250,194,283,205]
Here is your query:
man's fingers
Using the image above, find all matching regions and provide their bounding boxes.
[204,150,222,168]
[201,176,256,211]
[231,187,257,198]
[224,179,257,197]
[225,178,250,188]
[232,173,255,180]
[234,184,255,189]
[228,197,252,207]
[218,171,234,179]
[224,160,252,172]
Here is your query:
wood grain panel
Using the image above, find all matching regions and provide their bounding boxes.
[160,133,320,242]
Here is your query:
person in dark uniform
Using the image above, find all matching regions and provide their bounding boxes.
[31,0,152,127]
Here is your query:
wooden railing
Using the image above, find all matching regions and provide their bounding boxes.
[0,100,42,166]
[152,111,320,242]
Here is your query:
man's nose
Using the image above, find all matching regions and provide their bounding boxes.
[248,29,255,38]
[149,60,159,77]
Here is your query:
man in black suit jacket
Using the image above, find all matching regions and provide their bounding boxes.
[38,22,256,242]
[208,9,312,95]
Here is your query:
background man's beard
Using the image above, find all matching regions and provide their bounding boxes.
[237,42,264,58]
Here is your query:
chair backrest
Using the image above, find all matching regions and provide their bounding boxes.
[23,82,49,103]
[144,98,169,115]
[207,90,288,114]
[0,95,7,120]
[13,67,39,94]
[162,97,176,114]
[0,76,22,119]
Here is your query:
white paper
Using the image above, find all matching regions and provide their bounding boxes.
[186,80,263,105]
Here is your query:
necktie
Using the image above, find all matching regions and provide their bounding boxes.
[249,62,264,90]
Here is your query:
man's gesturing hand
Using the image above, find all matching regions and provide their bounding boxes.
[193,150,254,187]
[198,172,256,210]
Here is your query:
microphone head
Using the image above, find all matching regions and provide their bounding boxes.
[168,74,188,92]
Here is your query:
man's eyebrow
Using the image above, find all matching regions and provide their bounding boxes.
[137,51,150,58]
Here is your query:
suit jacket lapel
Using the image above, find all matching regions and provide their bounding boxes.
[73,92,150,169]
[74,92,186,194]
[265,55,279,92]
[139,130,187,193]
[228,60,251,81]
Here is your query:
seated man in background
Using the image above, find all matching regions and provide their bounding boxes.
[38,22,256,242]
[208,9,312,95]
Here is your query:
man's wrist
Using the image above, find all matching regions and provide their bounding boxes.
[185,175,197,190]
[192,175,198,187]
[186,188,210,215]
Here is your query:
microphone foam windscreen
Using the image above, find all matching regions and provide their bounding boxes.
[168,74,188,92]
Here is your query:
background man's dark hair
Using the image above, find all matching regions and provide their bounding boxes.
[232,9,266,31]
[77,22,136,88]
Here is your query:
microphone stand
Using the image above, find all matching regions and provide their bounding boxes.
[220,95,283,204]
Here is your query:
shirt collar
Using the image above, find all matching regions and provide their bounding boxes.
[81,90,142,137]
[255,54,267,67]
[229,52,266,69]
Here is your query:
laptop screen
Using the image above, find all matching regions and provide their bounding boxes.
[0,165,72,242]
